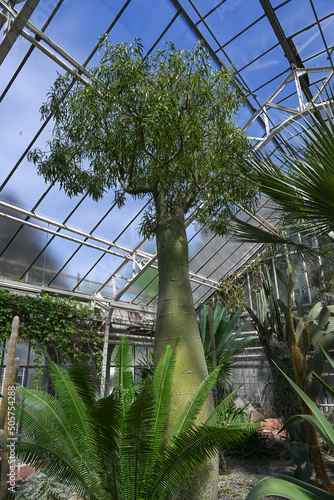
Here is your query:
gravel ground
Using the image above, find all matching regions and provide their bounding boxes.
[218,453,334,499]
[218,455,295,499]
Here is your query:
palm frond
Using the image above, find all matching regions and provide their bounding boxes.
[242,97,334,243]
[228,216,322,262]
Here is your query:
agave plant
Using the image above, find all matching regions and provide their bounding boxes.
[246,348,334,499]
[10,336,256,500]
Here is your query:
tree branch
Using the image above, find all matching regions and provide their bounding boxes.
[118,176,153,195]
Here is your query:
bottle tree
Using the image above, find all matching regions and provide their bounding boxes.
[29,39,257,499]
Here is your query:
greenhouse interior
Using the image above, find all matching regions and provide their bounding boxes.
[1,0,334,499]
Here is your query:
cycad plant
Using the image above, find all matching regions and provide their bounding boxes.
[11,336,256,500]
[198,302,256,398]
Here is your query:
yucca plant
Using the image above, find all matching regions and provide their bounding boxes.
[246,348,334,499]
[10,336,256,500]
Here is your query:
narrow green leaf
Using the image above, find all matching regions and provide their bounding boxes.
[169,365,220,442]
[245,474,334,500]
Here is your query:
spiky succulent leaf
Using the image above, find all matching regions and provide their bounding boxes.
[213,302,229,334]
[318,307,330,329]
[295,320,304,343]
[321,331,334,353]
[198,304,210,355]
[276,364,334,451]
[296,302,305,319]
[307,302,323,322]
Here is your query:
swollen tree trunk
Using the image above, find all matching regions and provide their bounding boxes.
[154,210,218,500]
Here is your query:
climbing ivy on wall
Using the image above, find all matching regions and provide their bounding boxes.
[0,290,103,378]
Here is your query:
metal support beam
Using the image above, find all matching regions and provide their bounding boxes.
[242,66,334,150]
[0,277,157,314]
[259,0,311,99]
[0,0,39,64]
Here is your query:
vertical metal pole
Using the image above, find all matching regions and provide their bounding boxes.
[101,308,112,397]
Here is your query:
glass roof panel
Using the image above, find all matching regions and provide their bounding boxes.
[0,0,333,311]
[195,0,264,43]
[224,17,279,70]
[307,52,332,69]
[158,11,204,51]
[0,223,52,282]
[49,244,116,291]
[312,2,334,19]
[240,47,289,103]
[275,0,315,37]
[126,267,159,305]
[293,25,326,61]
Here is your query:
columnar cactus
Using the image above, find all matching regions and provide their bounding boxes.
[0,316,20,500]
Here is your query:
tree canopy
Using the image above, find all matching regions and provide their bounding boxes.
[29,38,257,237]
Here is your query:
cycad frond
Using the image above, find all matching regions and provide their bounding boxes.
[205,385,251,426]
[14,389,104,499]
[137,345,176,493]
[146,424,254,500]
[170,365,221,441]
[68,357,99,407]
[48,362,94,446]
[122,382,156,499]
[91,394,122,498]
[13,337,255,500]
[114,335,135,411]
